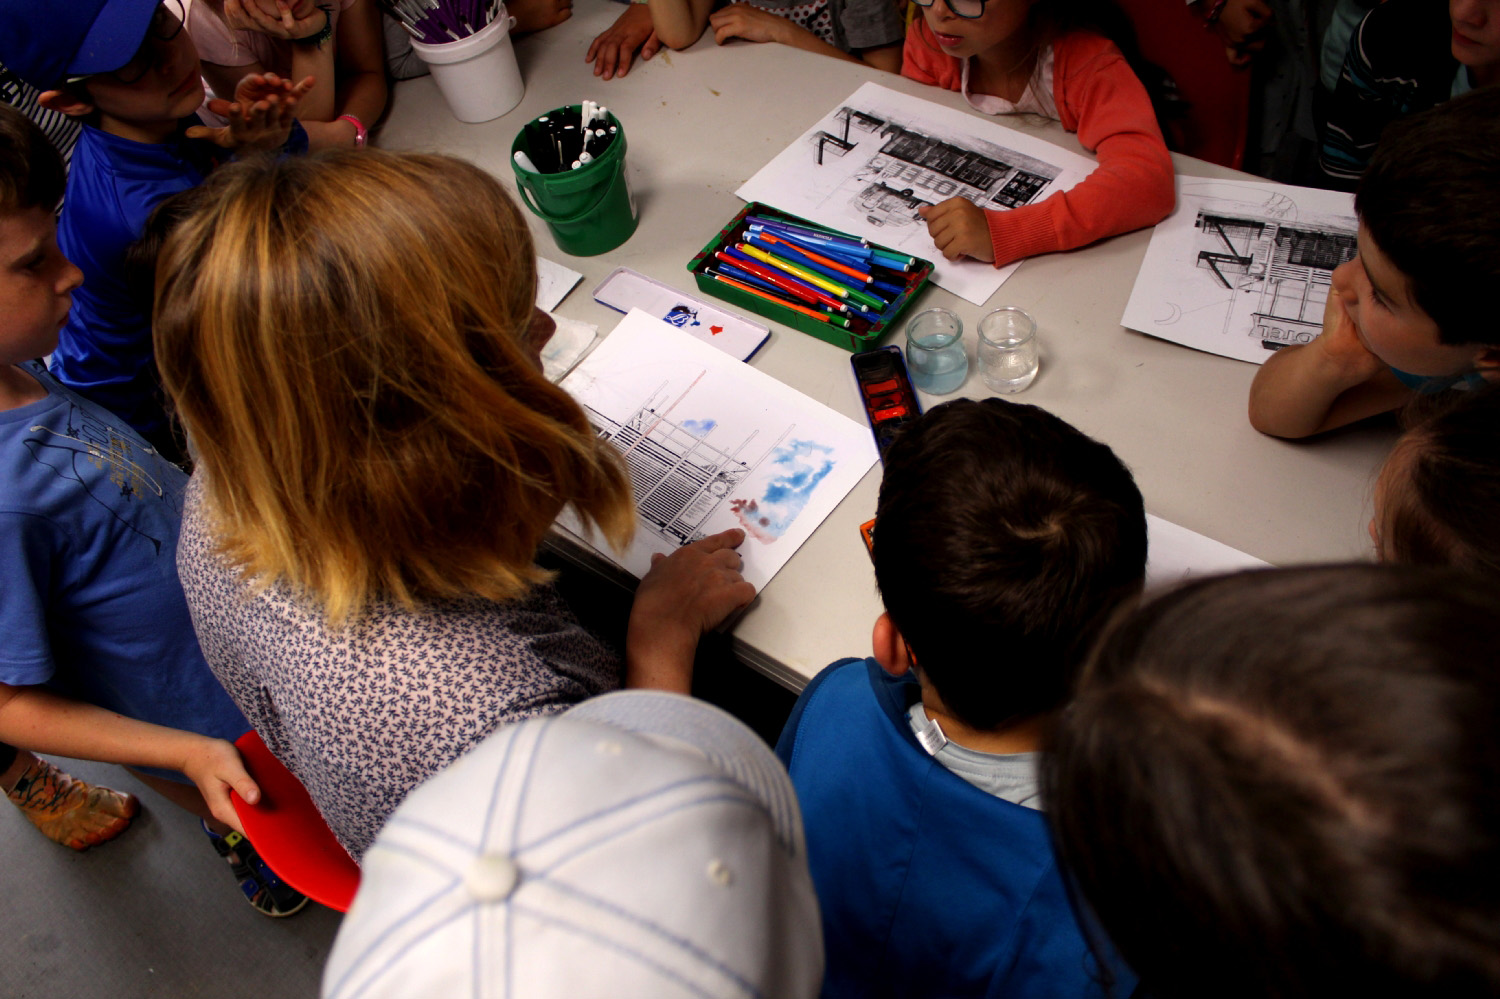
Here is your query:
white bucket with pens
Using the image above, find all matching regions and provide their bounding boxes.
[402,1,524,123]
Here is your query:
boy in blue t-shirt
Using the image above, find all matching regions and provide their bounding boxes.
[1250,87,1500,439]
[0,103,304,915]
[0,0,308,459]
[776,398,1148,999]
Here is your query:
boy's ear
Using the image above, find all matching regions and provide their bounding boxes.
[38,89,95,119]
[871,612,913,677]
[1472,346,1500,382]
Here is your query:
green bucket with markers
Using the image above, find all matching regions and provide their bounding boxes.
[511,105,637,257]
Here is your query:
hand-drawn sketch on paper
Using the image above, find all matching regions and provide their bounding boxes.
[737,81,1095,305]
[1121,179,1358,364]
[558,309,878,590]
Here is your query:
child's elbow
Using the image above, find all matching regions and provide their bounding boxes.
[655,22,704,50]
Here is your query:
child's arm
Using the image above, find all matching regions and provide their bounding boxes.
[1248,287,1411,438]
[624,529,756,693]
[648,0,717,51]
[0,682,258,833]
[707,4,902,71]
[214,0,387,149]
[587,4,662,80]
[923,37,1175,269]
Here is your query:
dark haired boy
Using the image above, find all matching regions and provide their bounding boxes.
[0,103,304,914]
[1250,87,1500,439]
[0,0,307,458]
[776,398,1147,999]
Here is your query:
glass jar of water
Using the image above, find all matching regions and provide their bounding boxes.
[904,308,968,395]
[977,307,1038,393]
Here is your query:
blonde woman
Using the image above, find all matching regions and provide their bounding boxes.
[155,150,753,859]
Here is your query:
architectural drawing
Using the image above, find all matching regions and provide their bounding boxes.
[1121,180,1358,365]
[583,382,791,548]
[557,310,878,590]
[738,82,1095,305]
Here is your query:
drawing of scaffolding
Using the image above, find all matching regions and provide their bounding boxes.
[1193,211,1357,349]
[584,380,789,547]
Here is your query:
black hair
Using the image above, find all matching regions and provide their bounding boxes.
[1379,385,1500,578]
[0,103,65,214]
[1044,564,1500,999]
[1356,87,1500,346]
[872,398,1147,731]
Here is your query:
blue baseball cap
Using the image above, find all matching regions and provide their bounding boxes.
[0,0,161,91]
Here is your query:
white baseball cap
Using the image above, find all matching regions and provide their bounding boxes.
[322,690,824,999]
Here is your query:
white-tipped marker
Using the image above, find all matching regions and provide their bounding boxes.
[514,150,538,172]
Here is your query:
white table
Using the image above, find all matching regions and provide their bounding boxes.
[377,6,1394,689]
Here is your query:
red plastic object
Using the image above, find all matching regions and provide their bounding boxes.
[230,730,360,913]
[1115,0,1251,170]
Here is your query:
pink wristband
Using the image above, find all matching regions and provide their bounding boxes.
[338,114,367,148]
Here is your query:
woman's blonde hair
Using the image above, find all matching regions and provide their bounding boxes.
[155,149,634,625]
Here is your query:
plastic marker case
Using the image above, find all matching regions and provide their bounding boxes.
[687,203,933,352]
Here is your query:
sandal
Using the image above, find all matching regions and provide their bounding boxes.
[203,822,310,918]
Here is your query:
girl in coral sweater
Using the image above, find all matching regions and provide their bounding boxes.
[902,0,1176,268]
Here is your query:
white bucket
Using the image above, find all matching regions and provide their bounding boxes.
[410,12,524,124]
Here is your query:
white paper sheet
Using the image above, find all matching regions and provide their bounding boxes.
[558,309,879,590]
[535,256,583,311]
[1145,513,1267,590]
[736,82,1095,306]
[1121,178,1357,364]
[540,313,598,382]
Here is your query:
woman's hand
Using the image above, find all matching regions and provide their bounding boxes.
[625,529,756,692]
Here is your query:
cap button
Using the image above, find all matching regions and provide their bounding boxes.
[465,854,521,902]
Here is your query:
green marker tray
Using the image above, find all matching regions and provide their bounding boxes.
[687,203,933,352]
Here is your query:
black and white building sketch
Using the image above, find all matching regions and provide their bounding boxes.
[807,104,1062,229]
[1121,178,1360,366]
[738,82,1097,304]
[583,381,785,547]
[1193,212,1357,349]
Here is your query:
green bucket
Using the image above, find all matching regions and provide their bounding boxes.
[511,107,638,257]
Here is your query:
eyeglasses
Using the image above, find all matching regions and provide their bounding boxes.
[911,0,988,19]
[67,0,187,87]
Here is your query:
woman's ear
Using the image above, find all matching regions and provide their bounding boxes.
[38,89,95,119]
[872,612,913,677]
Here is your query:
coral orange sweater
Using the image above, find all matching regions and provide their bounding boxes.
[902,24,1176,268]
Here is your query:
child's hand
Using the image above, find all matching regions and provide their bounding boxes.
[709,3,791,45]
[1315,282,1385,383]
[626,528,757,692]
[179,737,261,835]
[224,0,327,40]
[918,197,994,263]
[186,72,312,152]
[586,4,659,80]
[509,0,574,35]
[1210,0,1272,67]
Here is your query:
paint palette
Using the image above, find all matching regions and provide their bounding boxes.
[852,345,922,458]
[592,267,771,361]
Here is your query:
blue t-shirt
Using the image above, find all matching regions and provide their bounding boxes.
[51,122,216,443]
[51,119,306,445]
[777,658,1135,999]
[0,363,247,759]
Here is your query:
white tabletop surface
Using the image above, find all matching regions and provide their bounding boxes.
[377,6,1395,689]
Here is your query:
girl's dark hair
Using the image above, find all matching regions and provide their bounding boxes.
[1379,385,1500,578]
[1043,564,1500,999]
[1356,87,1500,346]
[0,102,64,214]
[873,398,1147,732]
